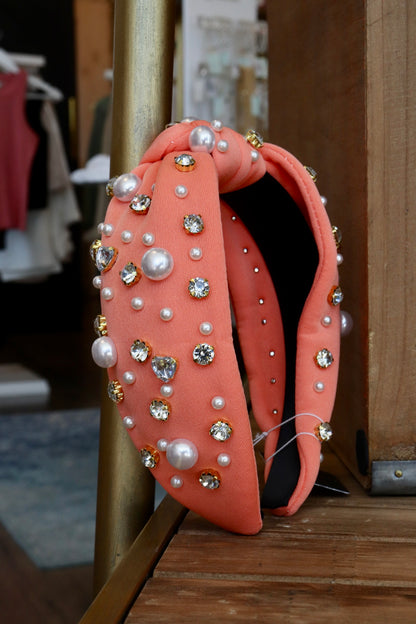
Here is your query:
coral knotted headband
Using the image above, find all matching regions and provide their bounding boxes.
[90,120,344,535]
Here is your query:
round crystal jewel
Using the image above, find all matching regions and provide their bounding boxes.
[209,420,232,442]
[245,129,264,149]
[107,380,124,403]
[329,286,344,306]
[332,225,343,248]
[140,447,159,469]
[129,194,151,215]
[315,348,334,369]
[94,314,107,336]
[183,214,204,234]
[149,399,171,421]
[315,422,333,442]
[175,154,196,171]
[193,343,215,366]
[130,340,152,362]
[199,471,221,490]
[188,277,210,299]
[120,262,140,286]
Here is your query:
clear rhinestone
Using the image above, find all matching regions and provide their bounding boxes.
[183,214,204,234]
[107,380,124,403]
[151,356,178,382]
[174,153,196,171]
[120,262,141,286]
[332,225,342,248]
[90,239,102,262]
[193,343,215,366]
[129,194,151,215]
[94,314,107,336]
[140,446,159,469]
[245,129,263,149]
[199,471,220,490]
[315,422,333,442]
[304,165,318,181]
[329,286,344,306]
[315,348,334,369]
[95,245,118,272]
[149,399,171,422]
[188,277,210,299]
[105,176,117,197]
[130,340,152,363]
[209,420,232,442]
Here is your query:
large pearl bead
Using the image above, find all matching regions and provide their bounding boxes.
[341,310,354,336]
[141,248,174,281]
[91,336,117,368]
[189,125,216,153]
[166,439,198,470]
[113,173,141,202]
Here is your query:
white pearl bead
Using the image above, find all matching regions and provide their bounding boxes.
[182,116,197,123]
[200,321,213,336]
[92,276,102,289]
[189,125,216,153]
[101,287,114,301]
[189,247,203,261]
[170,476,183,489]
[314,381,325,393]
[211,396,225,410]
[322,315,332,327]
[142,232,155,246]
[211,119,223,131]
[217,453,231,467]
[121,230,133,243]
[112,173,141,202]
[166,439,198,470]
[217,139,228,153]
[123,416,135,430]
[161,384,173,397]
[131,297,144,310]
[157,438,169,452]
[91,337,117,368]
[122,371,136,384]
[321,195,328,206]
[102,223,114,236]
[251,150,259,162]
[160,307,173,321]
[175,185,188,198]
[341,310,354,336]
[141,248,174,280]
[97,222,104,233]
[337,253,344,266]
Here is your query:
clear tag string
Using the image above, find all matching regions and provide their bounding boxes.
[252,412,325,463]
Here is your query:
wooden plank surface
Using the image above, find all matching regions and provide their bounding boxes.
[125,451,416,623]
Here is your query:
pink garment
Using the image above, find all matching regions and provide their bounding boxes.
[0,71,39,230]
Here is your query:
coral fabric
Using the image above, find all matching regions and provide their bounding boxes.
[95,120,341,534]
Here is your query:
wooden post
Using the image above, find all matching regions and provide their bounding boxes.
[267,1,416,489]
[93,0,176,593]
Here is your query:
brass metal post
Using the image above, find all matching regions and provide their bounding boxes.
[93,0,176,594]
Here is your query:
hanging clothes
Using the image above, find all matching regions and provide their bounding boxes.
[0,70,39,231]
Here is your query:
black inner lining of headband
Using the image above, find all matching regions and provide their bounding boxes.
[222,173,319,508]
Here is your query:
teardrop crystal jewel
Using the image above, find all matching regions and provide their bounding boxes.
[151,356,178,382]
[95,245,118,272]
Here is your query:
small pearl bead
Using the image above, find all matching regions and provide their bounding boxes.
[322,315,332,327]
[92,276,102,289]
[251,150,259,162]
[102,223,114,236]
[171,475,183,488]
[161,384,173,398]
[217,139,229,152]
[131,297,144,310]
[243,248,248,254]
[97,222,104,233]
[231,215,237,222]
[321,195,328,206]
[337,253,344,266]
[189,247,203,261]
[157,439,169,452]
[200,321,213,335]
[122,371,136,384]
[272,409,278,415]
[262,319,267,325]
[270,378,276,384]
[101,287,114,301]
[182,116,197,123]
[314,381,325,393]
[254,267,259,273]
[211,119,223,131]
[217,453,231,467]
[142,232,155,246]
[269,350,275,357]
[160,307,173,321]
[121,230,133,243]
[123,416,135,429]
[258,298,264,305]
[175,185,188,198]
[341,310,354,336]
[211,396,225,410]
[166,439,199,470]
